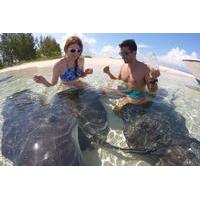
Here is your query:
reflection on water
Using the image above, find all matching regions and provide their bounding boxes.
[0,64,200,165]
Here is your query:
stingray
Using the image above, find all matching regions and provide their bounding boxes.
[1,88,109,165]
[118,101,200,166]
[185,85,200,93]
[1,89,83,165]
[55,88,109,146]
[0,75,13,83]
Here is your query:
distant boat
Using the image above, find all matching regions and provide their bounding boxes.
[183,59,200,84]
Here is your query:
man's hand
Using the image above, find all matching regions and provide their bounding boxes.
[103,66,110,74]
[150,68,160,79]
[148,82,158,92]
[103,65,118,80]
[145,68,160,93]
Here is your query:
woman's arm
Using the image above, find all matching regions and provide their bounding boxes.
[33,64,60,87]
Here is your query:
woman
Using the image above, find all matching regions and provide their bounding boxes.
[33,36,93,88]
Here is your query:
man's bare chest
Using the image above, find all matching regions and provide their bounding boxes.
[121,66,145,84]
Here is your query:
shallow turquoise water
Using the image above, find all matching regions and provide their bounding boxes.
[0,64,199,165]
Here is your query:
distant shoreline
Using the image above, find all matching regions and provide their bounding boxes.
[0,58,194,79]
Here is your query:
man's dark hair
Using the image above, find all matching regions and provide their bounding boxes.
[119,39,137,52]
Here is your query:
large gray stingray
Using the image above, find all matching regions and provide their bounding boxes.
[55,89,109,139]
[185,85,200,92]
[118,101,200,166]
[0,75,13,83]
[1,90,84,165]
[1,88,109,165]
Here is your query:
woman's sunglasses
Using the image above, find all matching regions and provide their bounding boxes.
[69,48,81,53]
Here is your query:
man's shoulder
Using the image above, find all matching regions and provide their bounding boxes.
[120,63,128,69]
[138,61,150,72]
[138,60,148,68]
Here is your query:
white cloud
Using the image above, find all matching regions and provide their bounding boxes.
[191,51,198,58]
[97,45,120,58]
[138,44,151,49]
[157,47,198,67]
[59,33,96,56]
[97,43,151,58]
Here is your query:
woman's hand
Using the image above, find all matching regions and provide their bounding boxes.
[84,68,93,75]
[33,75,47,85]
[103,66,110,74]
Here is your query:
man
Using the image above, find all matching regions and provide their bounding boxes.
[103,39,160,110]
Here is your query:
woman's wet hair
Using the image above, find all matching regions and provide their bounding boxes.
[119,39,137,52]
[64,36,83,53]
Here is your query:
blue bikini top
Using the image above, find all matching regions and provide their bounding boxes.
[60,66,83,81]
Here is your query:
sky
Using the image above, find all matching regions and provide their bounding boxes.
[33,33,200,73]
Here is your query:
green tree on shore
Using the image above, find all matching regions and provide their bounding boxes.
[36,36,61,58]
[0,59,3,69]
[0,34,62,68]
[13,33,36,61]
[0,33,36,65]
[0,33,16,65]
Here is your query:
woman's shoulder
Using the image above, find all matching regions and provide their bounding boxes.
[78,56,84,61]
[55,57,66,65]
[53,58,66,73]
[78,56,84,63]
[77,56,84,67]
[54,58,66,68]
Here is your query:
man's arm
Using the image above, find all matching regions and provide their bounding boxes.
[107,71,118,80]
[103,66,121,80]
